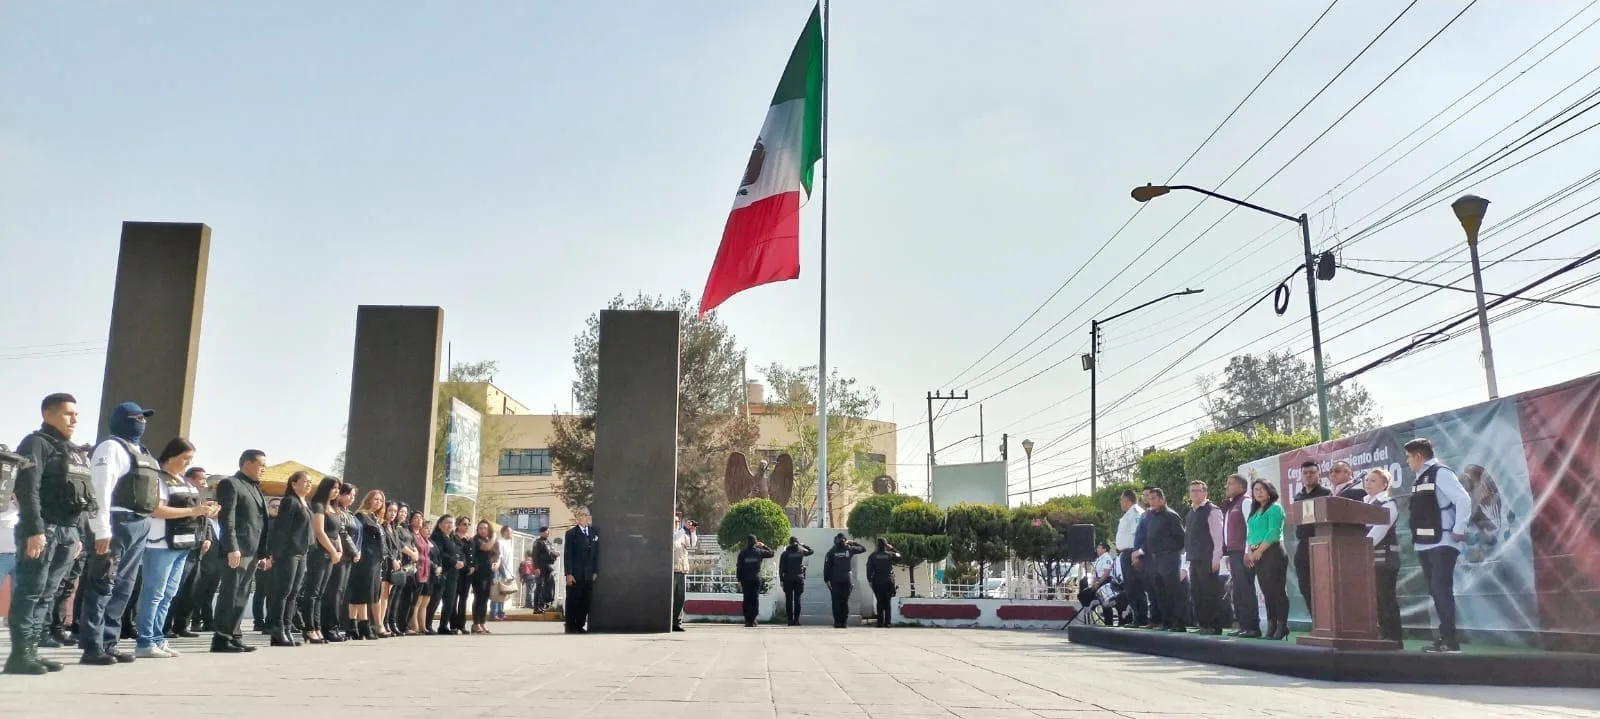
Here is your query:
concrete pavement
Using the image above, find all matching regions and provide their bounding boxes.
[1,623,1597,718]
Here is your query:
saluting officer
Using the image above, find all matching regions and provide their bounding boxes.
[865,539,902,628]
[735,535,774,627]
[6,393,92,675]
[778,537,812,626]
[821,533,864,629]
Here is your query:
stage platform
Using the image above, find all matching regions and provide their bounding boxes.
[1067,624,1600,688]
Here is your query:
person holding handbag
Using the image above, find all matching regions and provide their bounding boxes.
[469,520,500,634]
[491,525,516,619]
[299,478,343,644]
[134,438,219,658]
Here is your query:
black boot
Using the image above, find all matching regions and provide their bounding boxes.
[270,628,295,647]
[4,632,48,676]
[360,620,378,641]
[210,634,245,653]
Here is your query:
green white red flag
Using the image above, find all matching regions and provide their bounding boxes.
[698,5,824,316]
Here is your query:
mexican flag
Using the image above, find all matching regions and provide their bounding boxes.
[698,5,824,316]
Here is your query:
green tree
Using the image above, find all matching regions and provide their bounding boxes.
[760,362,884,527]
[885,498,946,597]
[1200,351,1380,438]
[548,292,759,527]
[1095,436,1144,487]
[1135,448,1188,517]
[431,360,515,518]
[945,503,1010,584]
[846,493,914,538]
[717,498,792,551]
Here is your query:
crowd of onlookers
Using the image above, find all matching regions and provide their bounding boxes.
[3,393,563,675]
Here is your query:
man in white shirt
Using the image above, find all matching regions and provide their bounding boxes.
[79,402,160,666]
[1113,489,1147,627]
[671,519,697,632]
[1404,438,1471,653]
[1089,541,1117,625]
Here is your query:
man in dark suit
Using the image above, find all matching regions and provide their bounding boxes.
[211,450,271,653]
[563,507,598,634]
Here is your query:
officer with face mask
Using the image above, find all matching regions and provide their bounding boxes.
[821,533,865,629]
[78,402,162,666]
[5,393,91,675]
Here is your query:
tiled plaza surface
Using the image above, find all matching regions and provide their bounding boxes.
[1,622,1598,718]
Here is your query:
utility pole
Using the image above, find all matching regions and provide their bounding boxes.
[978,404,985,462]
[926,389,968,502]
[1000,433,1008,462]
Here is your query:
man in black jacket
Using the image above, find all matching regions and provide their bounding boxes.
[778,537,812,626]
[1291,460,1330,622]
[211,450,271,653]
[1138,488,1187,632]
[866,539,902,628]
[165,467,215,638]
[735,535,774,627]
[821,534,865,629]
[533,526,558,612]
[563,507,599,633]
[5,393,87,675]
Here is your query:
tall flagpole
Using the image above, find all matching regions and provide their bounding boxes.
[815,0,831,529]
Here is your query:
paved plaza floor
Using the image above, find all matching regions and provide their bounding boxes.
[1,623,1598,718]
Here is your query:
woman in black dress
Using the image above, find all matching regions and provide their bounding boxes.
[469,520,501,634]
[346,489,387,641]
[425,515,461,634]
[298,477,344,644]
[264,471,314,647]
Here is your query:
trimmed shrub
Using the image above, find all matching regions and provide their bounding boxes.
[718,498,791,551]
[846,492,915,538]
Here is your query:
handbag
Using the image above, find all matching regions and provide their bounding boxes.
[492,576,519,601]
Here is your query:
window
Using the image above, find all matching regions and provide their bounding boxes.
[855,452,887,469]
[757,449,784,465]
[498,449,552,476]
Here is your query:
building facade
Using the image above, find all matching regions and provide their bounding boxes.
[448,381,898,533]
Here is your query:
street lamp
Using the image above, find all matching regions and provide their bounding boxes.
[1451,194,1498,399]
[1132,183,1333,441]
[1021,439,1035,504]
[1083,288,1204,494]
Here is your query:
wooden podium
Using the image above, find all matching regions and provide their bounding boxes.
[1286,495,1402,650]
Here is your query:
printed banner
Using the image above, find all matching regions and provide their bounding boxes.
[1239,373,1600,647]
[445,397,482,499]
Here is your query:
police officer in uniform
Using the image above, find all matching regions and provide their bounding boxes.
[5,393,91,675]
[778,537,812,626]
[865,539,902,628]
[79,402,163,666]
[735,535,774,627]
[821,533,864,628]
[1404,437,1470,653]
[1291,460,1330,621]
[1362,467,1402,642]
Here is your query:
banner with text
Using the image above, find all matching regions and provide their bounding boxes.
[1239,373,1600,648]
[445,397,482,500]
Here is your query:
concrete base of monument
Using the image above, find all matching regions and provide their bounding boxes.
[893,597,1078,629]
[682,593,778,623]
[1067,624,1600,688]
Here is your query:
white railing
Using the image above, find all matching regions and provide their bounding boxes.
[928,581,1078,601]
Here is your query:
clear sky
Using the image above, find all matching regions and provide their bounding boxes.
[4,2,1598,503]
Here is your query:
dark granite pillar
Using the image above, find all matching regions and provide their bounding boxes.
[98,222,210,447]
[342,306,442,510]
[588,310,680,633]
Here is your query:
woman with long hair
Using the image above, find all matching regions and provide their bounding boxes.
[346,489,387,640]
[386,503,417,635]
[406,510,431,634]
[135,438,218,658]
[451,516,474,634]
[425,515,461,634]
[375,501,401,638]
[263,471,314,647]
[1245,479,1289,640]
[298,477,344,644]
[324,482,359,641]
[470,520,500,634]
